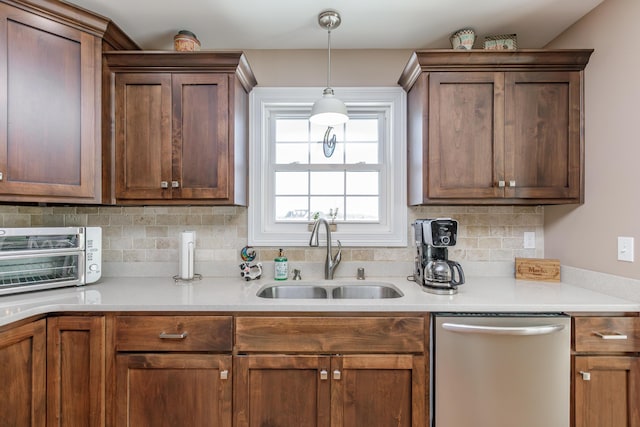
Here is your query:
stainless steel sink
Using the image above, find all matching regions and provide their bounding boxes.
[331,284,403,299]
[256,282,403,299]
[256,285,328,299]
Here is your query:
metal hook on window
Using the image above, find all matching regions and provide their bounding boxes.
[322,126,337,158]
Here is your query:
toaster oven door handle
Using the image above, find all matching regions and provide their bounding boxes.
[159,332,188,340]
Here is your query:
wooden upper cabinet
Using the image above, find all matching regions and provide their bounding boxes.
[0,0,137,204]
[399,49,592,205]
[104,51,256,205]
[114,73,173,200]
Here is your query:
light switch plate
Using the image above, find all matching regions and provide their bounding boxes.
[617,237,634,262]
[523,232,536,249]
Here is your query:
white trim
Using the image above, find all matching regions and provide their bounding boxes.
[248,87,407,247]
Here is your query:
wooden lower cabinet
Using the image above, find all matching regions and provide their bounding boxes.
[234,355,330,427]
[574,355,640,427]
[47,316,105,427]
[572,316,640,427]
[115,353,232,427]
[0,319,46,427]
[234,354,425,427]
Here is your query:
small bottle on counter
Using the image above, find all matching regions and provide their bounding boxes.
[274,248,288,281]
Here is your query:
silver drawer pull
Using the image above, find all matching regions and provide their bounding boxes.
[172,181,180,188]
[159,332,188,340]
[161,181,169,188]
[220,370,229,380]
[320,370,328,380]
[498,180,505,188]
[593,331,628,340]
[333,370,341,380]
[579,371,591,381]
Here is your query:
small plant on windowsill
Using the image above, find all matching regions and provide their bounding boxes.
[307,209,338,232]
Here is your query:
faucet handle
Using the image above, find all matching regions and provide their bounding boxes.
[334,240,342,263]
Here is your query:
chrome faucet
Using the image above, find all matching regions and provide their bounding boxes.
[309,218,342,280]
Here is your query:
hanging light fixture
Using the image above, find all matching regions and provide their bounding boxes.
[309,10,349,126]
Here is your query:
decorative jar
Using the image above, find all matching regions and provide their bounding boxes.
[450,28,475,50]
[174,30,201,52]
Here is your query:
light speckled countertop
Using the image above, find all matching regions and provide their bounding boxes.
[1,275,638,327]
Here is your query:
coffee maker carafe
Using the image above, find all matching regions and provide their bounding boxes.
[413,218,465,294]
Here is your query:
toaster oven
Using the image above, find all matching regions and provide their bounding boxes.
[0,227,101,296]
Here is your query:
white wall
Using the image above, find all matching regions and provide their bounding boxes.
[245,49,412,87]
[545,0,640,279]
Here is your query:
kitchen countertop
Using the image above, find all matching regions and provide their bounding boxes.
[1,275,639,327]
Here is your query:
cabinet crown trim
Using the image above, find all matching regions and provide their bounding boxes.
[398,49,593,91]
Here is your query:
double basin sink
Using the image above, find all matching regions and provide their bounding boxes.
[257,281,403,299]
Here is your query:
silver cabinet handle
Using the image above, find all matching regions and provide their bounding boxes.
[333,370,341,380]
[220,370,229,380]
[159,332,188,339]
[593,331,628,340]
[579,371,591,381]
[498,180,505,188]
[509,180,516,187]
[172,181,180,188]
[442,322,565,336]
[320,370,328,380]
[161,181,169,189]
[0,171,3,181]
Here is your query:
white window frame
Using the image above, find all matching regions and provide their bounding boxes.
[248,87,407,247]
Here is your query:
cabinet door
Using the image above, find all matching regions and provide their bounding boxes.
[428,72,505,198]
[505,71,582,200]
[0,4,99,202]
[574,355,640,427]
[332,355,426,427]
[115,353,232,427]
[47,316,105,427]
[0,319,46,427]
[234,355,331,427]
[114,73,172,200]
[172,74,229,199]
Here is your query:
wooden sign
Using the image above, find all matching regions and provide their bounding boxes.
[515,258,561,282]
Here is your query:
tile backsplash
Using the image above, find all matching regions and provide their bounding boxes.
[0,205,543,275]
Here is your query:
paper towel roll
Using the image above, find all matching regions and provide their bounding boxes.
[179,231,196,280]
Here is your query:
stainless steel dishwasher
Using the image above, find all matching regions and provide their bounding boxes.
[431,313,571,427]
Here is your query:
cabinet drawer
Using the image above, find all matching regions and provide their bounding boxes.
[115,316,232,352]
[235,316,425,353]
[574,317,640,352]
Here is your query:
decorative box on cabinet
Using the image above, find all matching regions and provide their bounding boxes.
[0,0,137,204]
[572,315,640,427]
[103,51,257,205]
[398,49,593,205]
[234,315,427,427]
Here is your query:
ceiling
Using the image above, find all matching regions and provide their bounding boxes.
[67,0,604,50]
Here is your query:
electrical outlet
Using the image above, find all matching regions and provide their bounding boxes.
[617,237,634,262]
[523,232,536,249]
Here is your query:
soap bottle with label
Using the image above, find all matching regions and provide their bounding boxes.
[274,248,288,281]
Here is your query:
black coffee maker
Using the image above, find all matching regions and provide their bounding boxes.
[413,218,465,294]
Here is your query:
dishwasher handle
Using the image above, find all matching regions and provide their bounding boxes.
[442,322,566,336]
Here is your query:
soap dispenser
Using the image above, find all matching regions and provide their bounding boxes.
[274,248,289,280]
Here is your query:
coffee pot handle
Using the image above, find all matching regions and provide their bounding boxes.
[447,261,465,286]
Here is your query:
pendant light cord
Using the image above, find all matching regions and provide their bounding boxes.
[327,28,332,89]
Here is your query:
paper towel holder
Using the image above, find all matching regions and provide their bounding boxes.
[173,231,203,283]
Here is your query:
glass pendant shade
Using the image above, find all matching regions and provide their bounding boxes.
[310,88,349,126]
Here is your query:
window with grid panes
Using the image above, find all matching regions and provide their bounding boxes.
[248,87,406,247]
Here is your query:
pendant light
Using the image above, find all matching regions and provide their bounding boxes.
[309,10,349,126]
